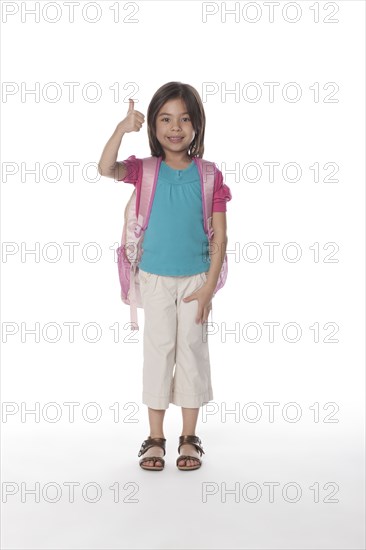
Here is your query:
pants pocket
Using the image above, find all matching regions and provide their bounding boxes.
[139,269,153,284]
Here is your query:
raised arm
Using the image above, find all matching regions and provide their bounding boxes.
[97,99,145,180]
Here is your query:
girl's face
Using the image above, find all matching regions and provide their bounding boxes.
[155,98,195,157]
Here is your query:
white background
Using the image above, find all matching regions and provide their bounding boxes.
[1,1,365,549]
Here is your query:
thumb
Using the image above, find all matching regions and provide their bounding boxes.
[183,293,195,302]
[127,98,134,113]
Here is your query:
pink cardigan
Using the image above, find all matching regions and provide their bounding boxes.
[119,155,232,215]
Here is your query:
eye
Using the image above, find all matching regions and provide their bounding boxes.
[160,116,190,122]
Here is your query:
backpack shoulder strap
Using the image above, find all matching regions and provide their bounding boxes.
[195,157,216,239]
[134,156,161,238]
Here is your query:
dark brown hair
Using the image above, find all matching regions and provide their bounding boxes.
[147,82,205,159]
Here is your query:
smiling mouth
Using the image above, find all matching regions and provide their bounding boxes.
[167,136,183,141]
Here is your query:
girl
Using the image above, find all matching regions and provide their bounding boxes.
[98,82,232,471]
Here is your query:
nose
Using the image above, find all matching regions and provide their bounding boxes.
[170,120,182,131]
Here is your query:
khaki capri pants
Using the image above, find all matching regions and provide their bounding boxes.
[139,268,214,410]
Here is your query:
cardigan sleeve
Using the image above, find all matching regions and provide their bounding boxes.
[118,155,141,185]
[212,165,232,212]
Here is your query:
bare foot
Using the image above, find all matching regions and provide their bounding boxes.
[177,443,201,468]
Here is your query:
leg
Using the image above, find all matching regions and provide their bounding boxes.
[181,406,199,436]
[138,271,176,469]
[177,407,201,468]
[172,272,213,408]
[149,406,166,438]
[141,406,167,468]
[140,270,177,409]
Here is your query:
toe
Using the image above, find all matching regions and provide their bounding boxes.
[178,457,200,467]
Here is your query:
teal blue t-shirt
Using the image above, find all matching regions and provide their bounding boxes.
[138,160,210,276]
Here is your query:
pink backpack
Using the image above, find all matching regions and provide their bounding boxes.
[116,155,228,329]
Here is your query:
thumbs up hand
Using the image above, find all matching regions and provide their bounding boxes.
[119,98,145,133]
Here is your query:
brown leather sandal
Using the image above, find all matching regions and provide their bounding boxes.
[176,435,205,470]
[138,436,166,471]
